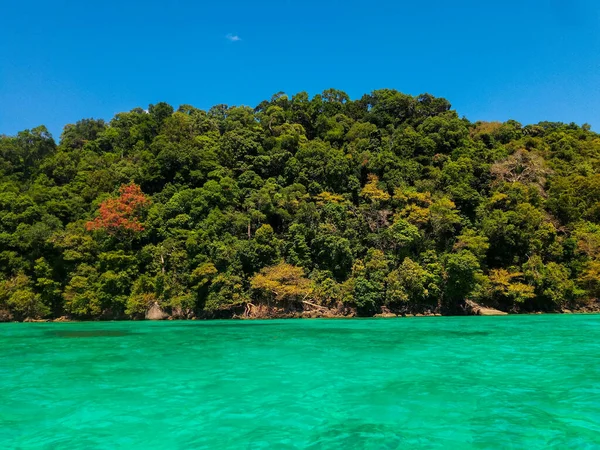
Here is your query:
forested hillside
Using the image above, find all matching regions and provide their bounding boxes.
[1,89,600,320]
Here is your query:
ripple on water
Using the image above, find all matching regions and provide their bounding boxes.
[1,315,600,449]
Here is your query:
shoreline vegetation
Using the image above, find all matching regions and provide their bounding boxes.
[2,89,600,323]
[13,303,600,323]
[14,309,600,323]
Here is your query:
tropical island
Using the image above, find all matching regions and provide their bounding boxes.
[1,89,599,321]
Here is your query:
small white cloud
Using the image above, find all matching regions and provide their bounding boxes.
[226,33,241,42]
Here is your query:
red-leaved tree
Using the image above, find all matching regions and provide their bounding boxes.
[86,183,151,235]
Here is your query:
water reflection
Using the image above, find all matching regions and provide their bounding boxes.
[46,330,132,338]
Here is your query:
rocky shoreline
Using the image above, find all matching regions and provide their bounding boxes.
[3,299,600,323]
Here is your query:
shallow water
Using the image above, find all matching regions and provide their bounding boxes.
[2,315,600,449]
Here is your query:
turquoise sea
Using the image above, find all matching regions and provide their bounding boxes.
[2,315,600,449]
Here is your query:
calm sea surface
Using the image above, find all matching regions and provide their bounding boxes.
[2,315,600,449]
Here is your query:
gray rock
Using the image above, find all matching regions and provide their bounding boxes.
[146,302,168,320]
[465,299,508,316]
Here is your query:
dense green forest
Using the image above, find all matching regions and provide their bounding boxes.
[1,89,600,320]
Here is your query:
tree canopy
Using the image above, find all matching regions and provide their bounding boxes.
[0,90,598,320]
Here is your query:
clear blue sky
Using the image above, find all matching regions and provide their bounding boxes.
[1,0,599,138]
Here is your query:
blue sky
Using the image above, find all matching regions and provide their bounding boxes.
[1,0,599,138]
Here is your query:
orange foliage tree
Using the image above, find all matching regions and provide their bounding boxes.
[86,183,151,235]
